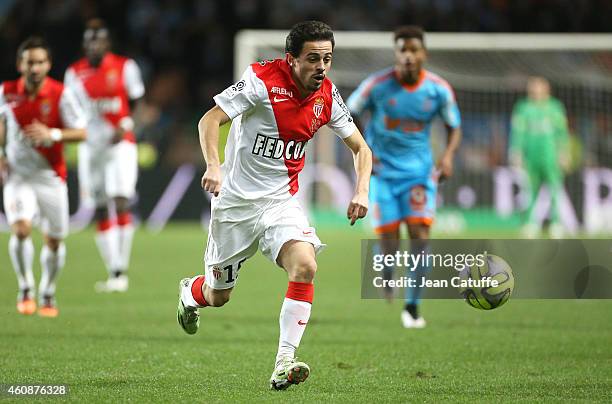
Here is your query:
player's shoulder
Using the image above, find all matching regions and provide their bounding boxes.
[424,70,452,91]
[69,57,89,71]
[1,79,19,93]
[549,97,565,110]
[363,67,395,89]
[249,58,291,85]
[45,77,66,96]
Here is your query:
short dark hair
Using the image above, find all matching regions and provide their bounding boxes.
[394,25,425,47]
[17,36,52,61]
[285,21,335,57]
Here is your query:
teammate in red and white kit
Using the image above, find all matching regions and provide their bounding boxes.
[176,21,372,389]
[0,37,87,317]
[64,19,145,292]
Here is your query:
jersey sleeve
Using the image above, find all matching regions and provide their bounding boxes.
[437,82,461,128]
[327,84,357,139]
[213,66,266,120]
[123,59,145,100]
[509,100,526,155]
[59,88,87,129]
[346,75,374,116]
[64,67,91,120]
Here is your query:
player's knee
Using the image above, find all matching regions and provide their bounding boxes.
[45,237,61,251]
[288,258,317,283]
[12,221,32,240]
[114,197,130,213]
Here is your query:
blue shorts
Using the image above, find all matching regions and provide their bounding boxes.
[370,173,438,234]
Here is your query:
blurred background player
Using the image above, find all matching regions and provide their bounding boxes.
[176,21,371,389]
[64,19,145,292]
[509,76,570,239]
[347,26,461,328]
[0,36,86,317]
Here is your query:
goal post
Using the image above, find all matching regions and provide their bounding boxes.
[235,31,612,233]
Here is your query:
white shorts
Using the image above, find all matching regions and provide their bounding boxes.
[3,173,69,239]
[204,193,325,290]
[78,140,138,206]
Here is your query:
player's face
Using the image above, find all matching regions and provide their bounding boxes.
[18,48,51,87]
[84,37,110,65]
[394,38,426,79]
[288,41,333,95]
[527,77,550,101]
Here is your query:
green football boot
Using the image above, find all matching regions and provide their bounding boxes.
[177,278,200,335]
[269,357,310,390]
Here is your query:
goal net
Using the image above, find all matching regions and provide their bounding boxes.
[235,31,612,233]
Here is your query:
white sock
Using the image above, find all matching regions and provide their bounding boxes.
[39,243,66,298]
[8,235,35,293]
[275,298,312,364]
[95,227,120,275]
[117,223,134,271]
[181,276,207,308]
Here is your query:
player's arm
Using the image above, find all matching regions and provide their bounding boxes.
[555,101,571,171]
[0,113,7,184]
[112,59,147,143]
[509,102,525,168]
[342,128,372,225]
[437,125,462,182]
[24,88,87,145]
[437,84,462,181]
[199,105,230,196]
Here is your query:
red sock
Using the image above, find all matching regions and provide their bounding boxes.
[285,281,314,303]
[191,275,209,307]
[117,212,132,227]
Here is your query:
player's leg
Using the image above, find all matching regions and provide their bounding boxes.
[178,195,261,334]
[80,144,122,289]
[544,165,565,238]
[270,240,316,390]
[35,178,69,317]
[107,141,138,278]
[401,179,435,328]
[524,162,543,237]
[3,177,37,314]
[371,176,402,301]
[260,198,325,390]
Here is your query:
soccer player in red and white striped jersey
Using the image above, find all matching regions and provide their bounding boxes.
[176,21,372,390]
[64,19,145,293]
[0,37,87,317]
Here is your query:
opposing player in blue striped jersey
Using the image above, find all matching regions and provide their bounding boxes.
[347,26,462,328]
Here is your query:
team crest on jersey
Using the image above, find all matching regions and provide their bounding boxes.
[212,266,222,280]
[40,99,52,117]
[313,97,324,118]
[106,69,119,88]
[409,185,427,212]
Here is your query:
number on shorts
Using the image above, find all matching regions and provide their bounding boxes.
[224,258,247,284]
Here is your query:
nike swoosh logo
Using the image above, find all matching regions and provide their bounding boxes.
[298,320,307,325]
[273,96,289,102]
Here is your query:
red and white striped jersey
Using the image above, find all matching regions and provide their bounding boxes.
[0,77,86,181]
[214,59,356,200]
[65,53,144,148]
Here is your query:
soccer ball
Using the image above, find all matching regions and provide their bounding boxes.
[459,254,514,310]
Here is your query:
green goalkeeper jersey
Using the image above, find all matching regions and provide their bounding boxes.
[510,97,569,168]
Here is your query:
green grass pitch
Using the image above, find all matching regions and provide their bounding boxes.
[0,224,611,402]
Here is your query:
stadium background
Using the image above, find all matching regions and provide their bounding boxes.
[1,0,611,234]
[1,2,611,402]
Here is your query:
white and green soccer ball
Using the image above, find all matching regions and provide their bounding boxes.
[459,254,515,310]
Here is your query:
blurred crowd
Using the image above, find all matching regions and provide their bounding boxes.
[0,0,611,168]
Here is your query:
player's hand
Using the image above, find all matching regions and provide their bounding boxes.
[201,164,222,196]
[436,153,454,182]
[111,129,125,144]
[509,152,523,169]
[559,152,571,172]
[0,157,9,185]
[347,191,368,226]
[23,119,51,146]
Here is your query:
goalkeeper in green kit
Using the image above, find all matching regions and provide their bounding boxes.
[509,77,570,238]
